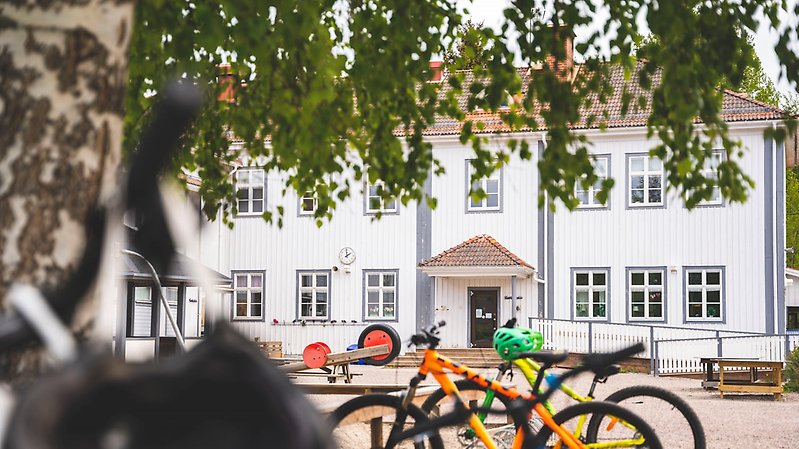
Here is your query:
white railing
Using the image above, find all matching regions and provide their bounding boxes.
[654,334,799,375]
[528,317,766,375]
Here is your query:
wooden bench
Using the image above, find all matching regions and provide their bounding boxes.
[701,357,784,400]
[253,338,283,358]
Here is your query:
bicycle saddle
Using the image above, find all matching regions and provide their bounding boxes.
[512,350,569,364]
[4,323,331,449]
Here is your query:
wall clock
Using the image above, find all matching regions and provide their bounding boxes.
[339,247,356,265]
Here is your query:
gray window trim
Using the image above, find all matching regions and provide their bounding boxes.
[570,267,611,322]
[230,270,266,322]
[692,149,727,208]
[362,269,400,322]
[296,269,333,321]
[465,159,504,214]
[297,191,317,217]
[575,153,612,210]
[625,266,667,323]
[363,181,400,216]
[234,167,266,217]
[682,266,726,324]
[625,153,666,209]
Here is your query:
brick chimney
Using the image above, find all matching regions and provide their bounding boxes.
[429,60,443,82]
[545,25,574,81]
[217,63,236,103]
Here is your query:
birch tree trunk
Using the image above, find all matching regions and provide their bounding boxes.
[0,0,135,382]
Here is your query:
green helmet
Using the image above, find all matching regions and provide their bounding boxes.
[493,326,544,361]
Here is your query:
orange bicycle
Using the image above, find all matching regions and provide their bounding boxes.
[329,321,661,449]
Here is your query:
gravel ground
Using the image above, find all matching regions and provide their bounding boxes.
[301,364,799,449]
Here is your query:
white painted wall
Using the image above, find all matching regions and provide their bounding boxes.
[550,128,771,332]
[787,270,799,307]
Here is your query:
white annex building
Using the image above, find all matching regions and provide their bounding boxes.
[117,62,795,358]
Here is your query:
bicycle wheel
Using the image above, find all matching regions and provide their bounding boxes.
[588,385,705,449]
[419,380,525,449]
[328,394,444,449]
[529,401,663,449]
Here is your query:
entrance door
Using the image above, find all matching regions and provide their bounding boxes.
[469,288,499,348]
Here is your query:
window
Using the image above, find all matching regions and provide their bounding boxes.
[788,307,799,331]
[698,151,724,205]
[366,182,397,214]
[628,269,665,321]
[685,268,723,321]
[299,191,317,215]
[233,272,264,320]
[298,271,330,319]
[577,156,609,208]
[364,270,397,320]
[235,168,265,215]
[467,162,501,212]
[573,269,608,320]
[628,155,663,207]
[129,285,179,337]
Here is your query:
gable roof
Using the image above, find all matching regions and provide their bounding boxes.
[421,61,788,136]
[419,234,533,269]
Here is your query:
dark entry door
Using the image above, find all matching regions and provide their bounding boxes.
[469,288,499,347]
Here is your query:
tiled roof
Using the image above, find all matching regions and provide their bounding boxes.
[419,61,789,136]
[419,235,533,268]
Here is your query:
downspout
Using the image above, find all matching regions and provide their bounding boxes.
[540,132,549,318]
[511,275,517,320]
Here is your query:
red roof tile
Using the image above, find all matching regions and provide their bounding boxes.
[419,235,533,268]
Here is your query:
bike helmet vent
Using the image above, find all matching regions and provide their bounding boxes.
[492,327,544,361]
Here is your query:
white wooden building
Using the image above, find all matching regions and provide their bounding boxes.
[193,63,792,354]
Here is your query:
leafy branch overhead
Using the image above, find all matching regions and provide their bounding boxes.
[125,0,799,225]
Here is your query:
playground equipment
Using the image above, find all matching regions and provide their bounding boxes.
[278,324,401,383]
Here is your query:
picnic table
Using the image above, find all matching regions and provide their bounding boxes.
[700,357,784,400]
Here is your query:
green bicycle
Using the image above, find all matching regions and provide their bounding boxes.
[420,321,705,449]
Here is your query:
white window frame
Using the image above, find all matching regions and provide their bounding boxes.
[466,162,501,212]
[365,182,398,214]
[576,155,610,208]
[573,269,608,321]
[298,271,330,320]
[628,155,664,207]
[628,268,665,321]
[235,168,265,216]
[697,150,724,206]
[299,191,318,215]
[685,268,724,322]
[130,285,179,337]
[233,272,264,320]
[364,270,398,321]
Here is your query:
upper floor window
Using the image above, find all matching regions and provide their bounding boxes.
[628,268,665,321]
[628,155,663,207]
[573,269,608,320]
[299,191,317,215]
[298,271,330,319]
[235,168,265,215]
[698,151,724,206]
[365,270,398,320]
[577,155,609,208]
[467,162,501,212]
[366,182,398,214]
[685,268,723,321]
[234,272,264,320]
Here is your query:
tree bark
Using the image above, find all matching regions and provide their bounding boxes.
[0,0,135,382]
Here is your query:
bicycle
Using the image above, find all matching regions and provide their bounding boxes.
[421,320,705,449]
[328,321,662,449]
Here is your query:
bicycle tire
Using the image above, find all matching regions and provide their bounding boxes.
[528,400,663,449]
[328,394,444,449]
[587,385,705,449]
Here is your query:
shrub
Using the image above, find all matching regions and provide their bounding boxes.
[786,346,799,392]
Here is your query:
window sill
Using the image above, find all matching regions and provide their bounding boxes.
[273,321,363,326]
[466,208,502,214]
[232,317,265,322]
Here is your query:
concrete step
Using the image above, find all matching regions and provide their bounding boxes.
[389,348,504,368]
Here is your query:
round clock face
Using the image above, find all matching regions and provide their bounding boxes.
[339,247,356,265]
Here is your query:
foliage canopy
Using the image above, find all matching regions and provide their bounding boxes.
[125,0,799,225]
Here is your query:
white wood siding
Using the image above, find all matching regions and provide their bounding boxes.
[551,129,770,332]
[787,272,799,307]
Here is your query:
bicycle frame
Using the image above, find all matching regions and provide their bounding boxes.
[396,348,590,449]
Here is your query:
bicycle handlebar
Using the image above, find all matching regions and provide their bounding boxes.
[0,82,202,351]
